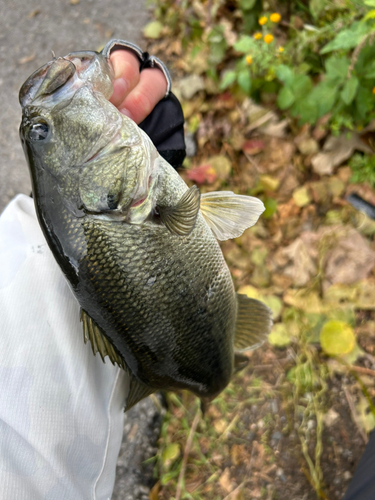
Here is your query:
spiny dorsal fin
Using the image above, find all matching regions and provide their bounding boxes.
[158,185,200,236]
[125,374,156,411]
[80,309,127,371]
[200,191,265,241]
[234,294,273,352]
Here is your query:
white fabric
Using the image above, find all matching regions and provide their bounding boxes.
[0,195,127,500]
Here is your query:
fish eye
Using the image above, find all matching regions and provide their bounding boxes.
[29,121,49,141]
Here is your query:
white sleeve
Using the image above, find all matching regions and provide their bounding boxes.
[0,194,127,500]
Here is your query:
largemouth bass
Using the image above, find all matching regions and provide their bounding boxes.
[19,45,272,410]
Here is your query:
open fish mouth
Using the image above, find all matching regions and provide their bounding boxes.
[19,50,113,108]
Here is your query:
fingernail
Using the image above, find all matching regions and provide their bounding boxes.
[119,107,133,120]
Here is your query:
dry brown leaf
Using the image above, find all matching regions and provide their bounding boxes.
[324,228,375,289]
[278,232,319,286]
[219,468,233,493]
[311,133,372,175]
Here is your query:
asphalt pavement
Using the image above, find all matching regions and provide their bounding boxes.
[0,0,149,213]
[0,1,164,497]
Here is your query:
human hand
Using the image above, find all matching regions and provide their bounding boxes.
[109,50,168,124]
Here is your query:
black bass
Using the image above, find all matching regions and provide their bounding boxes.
[19,46,272,410]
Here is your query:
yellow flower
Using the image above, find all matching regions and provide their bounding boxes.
[373,87,375,95]
[259,16,268,25]
[264,34,274,44]
[278,46,284,52]
[254,32,262,40]
[246,55,253,65]
[270,12,281,23]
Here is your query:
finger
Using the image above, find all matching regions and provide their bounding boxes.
[109,50,141,108]
[118,68,168,124]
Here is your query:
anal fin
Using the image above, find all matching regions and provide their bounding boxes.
[200,191,265,241]
[125,373,156,411]
[235,294,273,352]
[158,185,200,236]
[80,309,127,371]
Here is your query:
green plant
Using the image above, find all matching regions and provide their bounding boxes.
[349,153,375,187]
[150,0,375,132]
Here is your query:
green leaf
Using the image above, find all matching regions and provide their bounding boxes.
[220,70,237,90]
[142,21,163,39]
[355,85,374,120]
[341,76,359,105]
[365,0,375,6]
[263,198,277,218]
[234,35,257,53]
[363,9,375,21]
[309,0,326,19]
[277,86,295,109]
[309,82,338,117]
[237,69,252,93]
[290,74,313,97]
[325,56,350,85]
[162,443,180,464]
[276,65,294,85]
[320,22,369,54]
[240,0,257,9]
[320,320,356,356]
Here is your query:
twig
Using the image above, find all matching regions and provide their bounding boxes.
[348,365,375,378]
[175,407,201,500]
[343,386,368,445]
[347,32,375,78]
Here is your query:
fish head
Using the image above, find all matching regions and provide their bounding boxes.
[19,50,159,216]
[19,51,122,178]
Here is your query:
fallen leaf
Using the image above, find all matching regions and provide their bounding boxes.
[311,133,372,175]
[242,139,265,155]
[214,419,227,434]
[162,442,180,465]
[324,408,340,427]
[324,229,375,289]
[268,323,293,348]
[356,396,375,433]
[219,467,233,494]
[143,20,164,39]
[320,320,356,356]
[186,164,217,184]
[295,137,319,156]
[260,175,280,192]
[208,155,232,180]
[277,232,318,287]
[293,186,311,207]
[149,481,160,500]
[176,74,205,100]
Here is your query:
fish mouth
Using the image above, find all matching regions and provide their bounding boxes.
[19,51,113,109]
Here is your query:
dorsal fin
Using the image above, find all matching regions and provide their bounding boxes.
[158,185,200,236]
[234,294,273,351]
[200,191,265,241]
[80,309,127,370]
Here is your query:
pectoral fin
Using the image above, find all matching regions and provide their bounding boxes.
[158,185,200,236]
[200,191,265,241]
[234,294,273,352]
